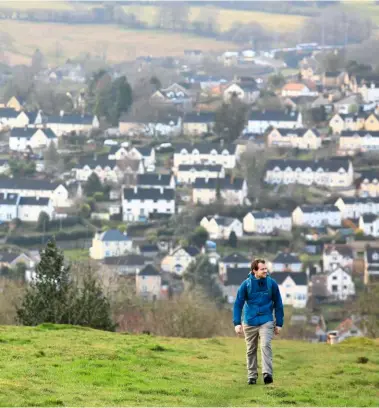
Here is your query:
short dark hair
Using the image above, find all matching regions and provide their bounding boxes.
[251,258,266,272]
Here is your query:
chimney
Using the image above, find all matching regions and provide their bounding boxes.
[59,110,64,117]
[134,186,137,193]
[160,186,164,194]
[36,196,39,201]
[220,139,224,147]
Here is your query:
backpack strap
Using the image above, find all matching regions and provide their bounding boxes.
[245,276,273,300]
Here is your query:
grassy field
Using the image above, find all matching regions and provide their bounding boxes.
[0,20,239,66]
[0,324,378,406]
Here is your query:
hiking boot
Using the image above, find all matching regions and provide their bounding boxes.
[247,378,257,385]
[263,373,273,384]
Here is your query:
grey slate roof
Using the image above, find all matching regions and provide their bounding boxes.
[366,247,379,263]
[77,156,117,169]
[266,158,350,172]
[0,108,18,118]
[10,127,57,139]
[137,174,172,187]
[99,229,130,242]
[47,113,95,125]
[0,252,24,263]
[174,246,200,257]
[222,252,250,264]
[337,197,379,205]
[224,267,249,286]
[139,264,161,276]
[193,176,244,190]
[299,204,340,213]
[361,214,377,223]
[359,170,379,183]
[123,187,175,200]
[207,215,238,227]
[340,131,379,138]
[184,112,215,124]
[323,244,353,257]
[0,177,61,191]
[134,146,153,157]
[102,254,148,266]
[274,128,320,137]
[250,210,291,219]
[178,164,222,172]
[0,192,18,204]
[174,143,237,155]
[18,197,50,206]
[249,110,300,122]
[270,272,307,286]
[272,252,301,264]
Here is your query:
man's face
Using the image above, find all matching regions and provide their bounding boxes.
[254,262,268,279]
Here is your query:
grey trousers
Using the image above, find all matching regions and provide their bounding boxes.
[243,321,274,379]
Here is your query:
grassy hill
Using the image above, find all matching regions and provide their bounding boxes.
[0,324,378,406]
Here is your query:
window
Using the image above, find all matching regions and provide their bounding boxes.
[343,285,347,290]
[332,285,338,292]
[332,276,337,280]
[286,293,291,298]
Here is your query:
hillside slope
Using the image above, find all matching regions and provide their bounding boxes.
[0,325,378,406]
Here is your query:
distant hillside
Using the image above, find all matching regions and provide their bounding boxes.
[0,324,378,406]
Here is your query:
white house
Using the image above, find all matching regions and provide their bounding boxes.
[122,186,175,222]
[135,173,175,189]
[271,252,302,272]
[334,197,379,219]
[359,214,379,237]
[177,164,224,185]
[0,193,19,221]
[246,110,303,134]
[127,146,156,168]
[292,205,341,227]
[326,266,355,301]
[46,112,99,136]
[270,272,308,308]
[0,178,69,208]
[218,252,250,281]
[173,143,237,171]
[0,159,9,175]
[200,215,243,239]
[323,244,354,274]
[281,82,318,98]
[264,158,354,188]
[358,81,379,103]
[136,264,162,300]
[73,157,123,183]
[89,229,133,260]
[243,210,292,234]
[364,247,379,284]
[183,112,215,135]
[161,246,200,275]
[0,108,31,129]
[223,82,260,104]
[192,176,248,206]
[338,130,379,155]
[9,127,58,152]
[267,128,321,150]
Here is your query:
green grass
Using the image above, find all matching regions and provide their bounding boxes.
[0,324,378,406]
[64,248,90,262]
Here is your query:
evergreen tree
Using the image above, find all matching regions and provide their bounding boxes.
[37,211,50,232]
[190,226,209,248]
[43,142,59,173]
[84,172,103,196]
[228,230,238,248]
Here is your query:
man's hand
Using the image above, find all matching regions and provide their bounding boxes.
[235,325,243,336]
[274,326,282,336]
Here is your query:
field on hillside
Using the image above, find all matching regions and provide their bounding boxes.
[0,20,239,66]
[0,324,378,406]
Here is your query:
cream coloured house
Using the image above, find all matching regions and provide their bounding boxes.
[173,143,237,170]
[358,170,379,197]
[90,229,132,260]
[329,112,366,134]
[161,246,200,276]
[327,266,355,301]
[334,196,379,219]
[73,157,123,183]
[243,210,292,234]
[46,112,99,136]
[136,265,162,300]
[338,130,379,155]
[183,112,215,135]
[177,164,224,184]
[192,176,248,205]
[264,158,354,188]
[218,252,250,281]
[267,128,321,149]
[246,110,303,134]
[9,127,58,152]
[270,272,308,308]
[200,215,243,239]
[292,205,341,227]
[359,214,379,237]
[281,82,318,97]
[223,82,259,104]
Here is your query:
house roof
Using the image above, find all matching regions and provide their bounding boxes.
[249,109,300,122]
[173,246,200,257]
[366,247,379,263]
[359,170,379,183]
[282,83,308,91]
[224,267,249,286]
[0,252,26,264]
[325,71,342,78]
[139,264,161,276]
[184,112,215,124]
[272,252,301,264]
[174,143,237,155]
[323,244,353,257]
[178,164,223,172]
[265,158,350,172]
[136,174,172,187]
[222,252,250,264]
[273,128,320,137]
[298,204,340,214]
[99,229,130,242]
[340,131,379,138]
[193,175,244,191]
[270,272,307,286]
[337,196,379,204]
[310,274,329,297]
[47,113,95,125]
[361,214,377,223]
[133,146,153,157]
[0,177,62,191]
[139,244,159,253]
[77,156,117,170]
[10,127,57,139]
[0,192,18,205]
[208,215,238,227]
[0,108,18,118]
[102,254,148,266]
[18,197,50,206]
[250,210,291,219]
[123,187,175,200]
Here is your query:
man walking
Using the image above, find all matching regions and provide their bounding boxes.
[233,259,284,385]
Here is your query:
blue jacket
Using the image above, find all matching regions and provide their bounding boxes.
[233,274,284,327]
